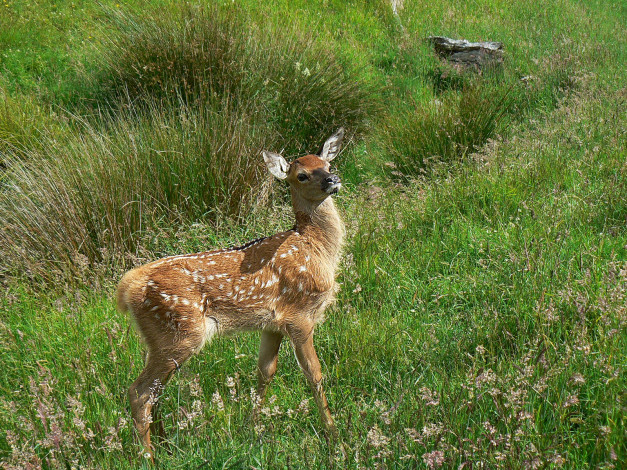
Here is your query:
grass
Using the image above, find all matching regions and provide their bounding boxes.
[0,0,625,468]
[377,82,514,176]
[0,100,279,284]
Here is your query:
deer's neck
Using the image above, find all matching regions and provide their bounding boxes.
[291,194,344,264]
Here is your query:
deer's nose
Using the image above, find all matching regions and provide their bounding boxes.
[322,174,342,194]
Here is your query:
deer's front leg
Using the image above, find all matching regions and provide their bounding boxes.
[290,331,337,435]
[254,330,283,419]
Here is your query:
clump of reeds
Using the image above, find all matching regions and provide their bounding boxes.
[90,3,379,154]
[0,100,273,285]
[378,83,512,177]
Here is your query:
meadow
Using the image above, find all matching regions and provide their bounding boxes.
[0,0,625,468]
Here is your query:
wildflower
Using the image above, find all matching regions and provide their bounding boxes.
[67,395,86,432]
[422,450,445,469]
[483,421,496,435]
[504,387,526,409]
[405,427,421,443]
[419,387,440,406]
[422,422,444,439]
[226,376,238,401]
[189,374,202,397]
[563,395,579,408]
[104,426,123,451]
[518,410,534,421]
[548,454,566,466]
[475,368,497,387]
[297,398,310,415]
[367,424,390,448]
[570,373,585,385]
[250,388,261,408]
[212,390,224,411]
[524,455,542,469]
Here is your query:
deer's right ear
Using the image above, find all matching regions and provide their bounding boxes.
[263,151,289,180]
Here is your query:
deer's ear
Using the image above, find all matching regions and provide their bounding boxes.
[263,151,289,180]
[320,128,345,162]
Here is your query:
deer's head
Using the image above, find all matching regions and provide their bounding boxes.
[263,128,345,203]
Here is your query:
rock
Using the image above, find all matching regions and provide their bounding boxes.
[427,36,504,70]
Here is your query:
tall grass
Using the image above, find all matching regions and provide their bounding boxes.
[378,83,513,176]
[0,90,70,167]
[0,100,277,285]
[89,3,380,154]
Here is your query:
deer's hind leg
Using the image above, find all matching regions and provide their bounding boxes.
[254,330,283,419]
[128,338,199,460]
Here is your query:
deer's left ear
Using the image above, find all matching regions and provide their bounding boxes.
[320,128,345,162]
[263,151,289,180]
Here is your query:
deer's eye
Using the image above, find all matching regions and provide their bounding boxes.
[297,173,309,182]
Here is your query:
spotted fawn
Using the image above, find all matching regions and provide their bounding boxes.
[117,128,346,460]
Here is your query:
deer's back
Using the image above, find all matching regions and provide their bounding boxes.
[117,229,338,342]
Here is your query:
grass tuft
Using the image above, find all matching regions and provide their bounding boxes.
[88,3,380,154]
[0,100,276,286]
[378,83,512,176]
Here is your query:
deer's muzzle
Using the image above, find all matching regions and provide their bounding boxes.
[322,175,342,195]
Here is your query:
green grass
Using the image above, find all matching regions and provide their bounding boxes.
[0,0,625,468]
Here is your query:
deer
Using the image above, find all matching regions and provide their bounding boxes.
[117,128,346,460]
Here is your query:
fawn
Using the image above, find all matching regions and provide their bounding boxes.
[117,128,346,459]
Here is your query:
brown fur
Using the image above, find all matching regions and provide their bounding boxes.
[118,131,345,461]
